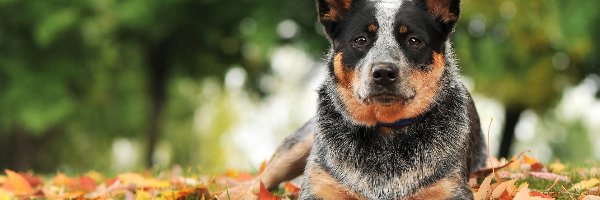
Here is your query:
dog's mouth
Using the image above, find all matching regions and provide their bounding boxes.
[363,92,412,106]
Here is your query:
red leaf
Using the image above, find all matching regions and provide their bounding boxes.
[78,176,97,192]
[531,162,545,172]
[18,172,43,188]
[530,191,553,198]
[258,182,278,200]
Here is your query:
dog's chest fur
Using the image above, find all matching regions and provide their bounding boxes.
[307,61,471,199]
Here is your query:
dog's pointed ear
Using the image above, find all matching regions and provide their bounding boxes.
[421,0,460,31]
[317,0,354,36]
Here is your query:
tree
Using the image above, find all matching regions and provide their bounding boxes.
[0,0,326,171]
[456,0,600,158]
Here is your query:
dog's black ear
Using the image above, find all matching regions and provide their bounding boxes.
[317,0,353,36]
[420,0,460,31]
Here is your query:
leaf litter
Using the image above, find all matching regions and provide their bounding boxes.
[0,155,599,200]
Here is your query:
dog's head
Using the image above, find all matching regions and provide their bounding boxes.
[318,0,460,126]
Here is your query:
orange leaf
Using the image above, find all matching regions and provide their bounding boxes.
[284,182,300,196]
[53,172,75,187]
[258,160,268,175]
[18,172,42,188]
[258,182,278,200]
[104,177,118,187]
[2,169,33,196]
[524,155,539,165]
[226,169,255,182]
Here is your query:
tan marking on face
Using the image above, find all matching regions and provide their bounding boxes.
[334,53,353,88]
[407,176,458,200]
[368,24,378,33]
[336,53,445,125]
[399,25,408,33]
[323,0,353,21]
[425,0,458,23]
[309,165,365,200]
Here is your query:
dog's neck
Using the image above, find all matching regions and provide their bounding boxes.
[374,111,429,128]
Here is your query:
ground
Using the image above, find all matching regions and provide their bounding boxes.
[0,154,599,200]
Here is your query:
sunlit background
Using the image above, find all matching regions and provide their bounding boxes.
[0,0,599,174]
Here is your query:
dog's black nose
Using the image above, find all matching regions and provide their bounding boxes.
[372,63,399,86]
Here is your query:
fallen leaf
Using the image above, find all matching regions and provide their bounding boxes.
[258,182,278,200]
[475,175,493,200]
[0,189,14,200]
[176,187,211,200]
[492,179,518,198]
[582,195,600,200]
[84,171,104,183]
[18,172,42,188]
[284,182,300,196]
[524,155,539,165]
[77,176,97,192]
[52,172,74,187]
[259,160,268,175]
[529,191,552,198]
[572,179,600,191]
[529,172,570,182]
[135,189,152,199]
[531,162,545,172]
[514,183,531,200]
[226,169,255,182]
[549,162,566,173]
[1,169,33,196]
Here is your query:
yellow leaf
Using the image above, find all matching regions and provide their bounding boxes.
[85,170,104,182]
[135,189,152,200]
[549,162,566,173]
[572,178,600,191]
[0,189,14,200]
[1,169,33,196]
[475,175,493,200]
[117,173,170,188]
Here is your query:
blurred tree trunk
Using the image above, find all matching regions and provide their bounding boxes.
[498,105,525,159]
[11,125,31,170]
[144,40,171,168]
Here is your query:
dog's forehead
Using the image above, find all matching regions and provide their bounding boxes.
[367,0,406,32]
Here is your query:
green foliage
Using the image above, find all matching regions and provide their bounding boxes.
[0,0,326,171]
[457,0,599,111]
[0,0,597,172]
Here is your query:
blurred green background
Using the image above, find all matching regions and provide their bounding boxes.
[0,0,598,173]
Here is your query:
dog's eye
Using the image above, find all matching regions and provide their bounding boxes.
[354,36,369,46]
[408,37,422,47]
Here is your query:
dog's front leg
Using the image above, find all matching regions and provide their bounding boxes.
[259,117,316,189]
